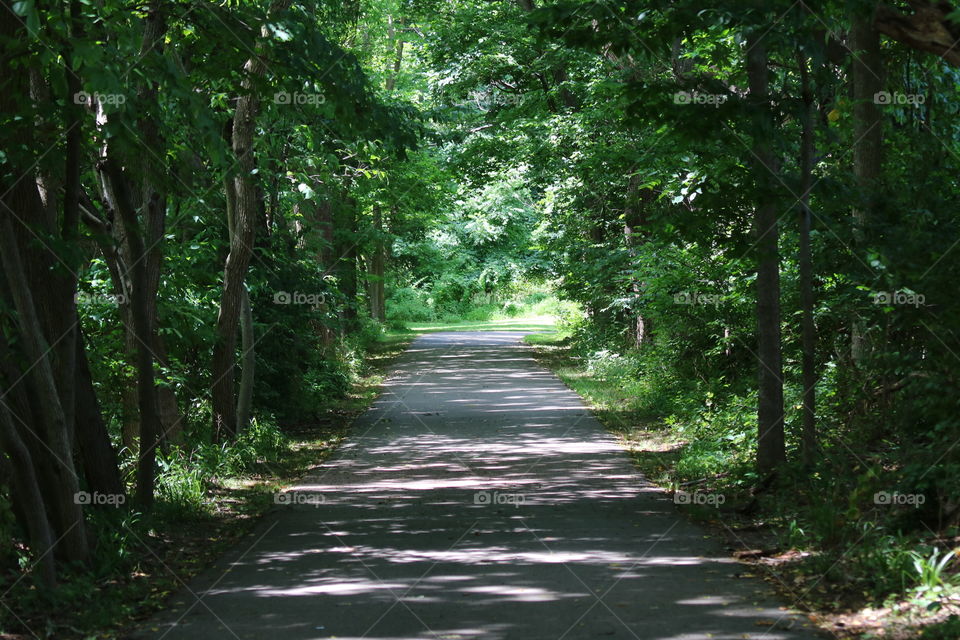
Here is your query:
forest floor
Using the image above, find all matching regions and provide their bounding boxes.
[128,331,819,640]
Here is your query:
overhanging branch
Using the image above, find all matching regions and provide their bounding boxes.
[875,1,960,67]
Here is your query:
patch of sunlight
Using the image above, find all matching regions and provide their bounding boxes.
[407,315,557,334]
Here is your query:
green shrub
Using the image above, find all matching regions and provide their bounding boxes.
[463,305,496,321]
[532,296,581,320]
[386,286,435,322]
[501,300,522,317]
[156,453,208,517]
[217,419,288,475]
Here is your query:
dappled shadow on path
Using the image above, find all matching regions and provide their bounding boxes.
[136,332,813,640]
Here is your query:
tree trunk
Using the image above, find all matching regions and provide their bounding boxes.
[316,198,336,348]
[212,1,291,439]
[84,187,139,457]
[0,396,57,588]
[747,32,786,476]
[335,196,359,331]
[0,212,89,563]
[57,0,83,450]
[120,309,140,456]
[369,204,387,322]
[236,283,255,432]
[212,175,247,440]
[874,3,960,67]
[797,51,818,464]
[74,326,125,497]
[385,15,404,92]
[623,174,651,346]
[0,3,90,566]
[90,1,171,507]
[102,160,163,508]
[850,8,883,365]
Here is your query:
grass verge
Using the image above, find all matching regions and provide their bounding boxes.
[402,315,557,334]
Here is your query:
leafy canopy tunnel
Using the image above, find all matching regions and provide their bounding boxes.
[2,0,960,636]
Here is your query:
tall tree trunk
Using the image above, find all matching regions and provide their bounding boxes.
[120,310,140,456]
[797,51,818,464]
[102,160,163,508]
[92,1,170,506]
[586,206,613,326]
[850,8,883,365]
[335,196,359,331]
[236,283,255,432]
[74,326,125,497]
[316,199,337,348]
[385,15,404,92]
[747,32,786,476]
[0,212,89,563]
[0,396,57,588]
[212,175,247,439]
[369,204,387,322]
[623,174,651,346]
[143,188,182,449]
[212,1,291,440]
[57,0,83,450]
[0,2,95,568]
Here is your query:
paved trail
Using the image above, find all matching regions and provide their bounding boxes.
[134,332,819,640]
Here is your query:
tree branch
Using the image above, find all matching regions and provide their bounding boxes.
[875,2,960,67]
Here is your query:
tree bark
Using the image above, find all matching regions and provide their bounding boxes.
[334,196,360,331]
[747,32,786,476]
[369,204,387,322]
[120,309,140,456]
[92,0,171,506]
[212,0,291,440]
[385,15,404,92]
[798,51,818,465]
[74,326,125,497]
[0,211,89,563]
[236,283,255,432]
[850,7,883,365]
[0,396,57,588]
[102,160,163,508]
[316,198,336,348]
[623,173,651,346]
[874,2,960,67]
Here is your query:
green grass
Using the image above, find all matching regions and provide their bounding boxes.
[523,329,566,345]
[401,315,557,334]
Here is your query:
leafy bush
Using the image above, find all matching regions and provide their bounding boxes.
[500,300,522,317]
[156,454,208,517]
[386,286,436,322]
[216,419,288,475]
[531,296,581,321]
[463,304,497,321]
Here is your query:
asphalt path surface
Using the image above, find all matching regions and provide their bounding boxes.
[133,331,819,640]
